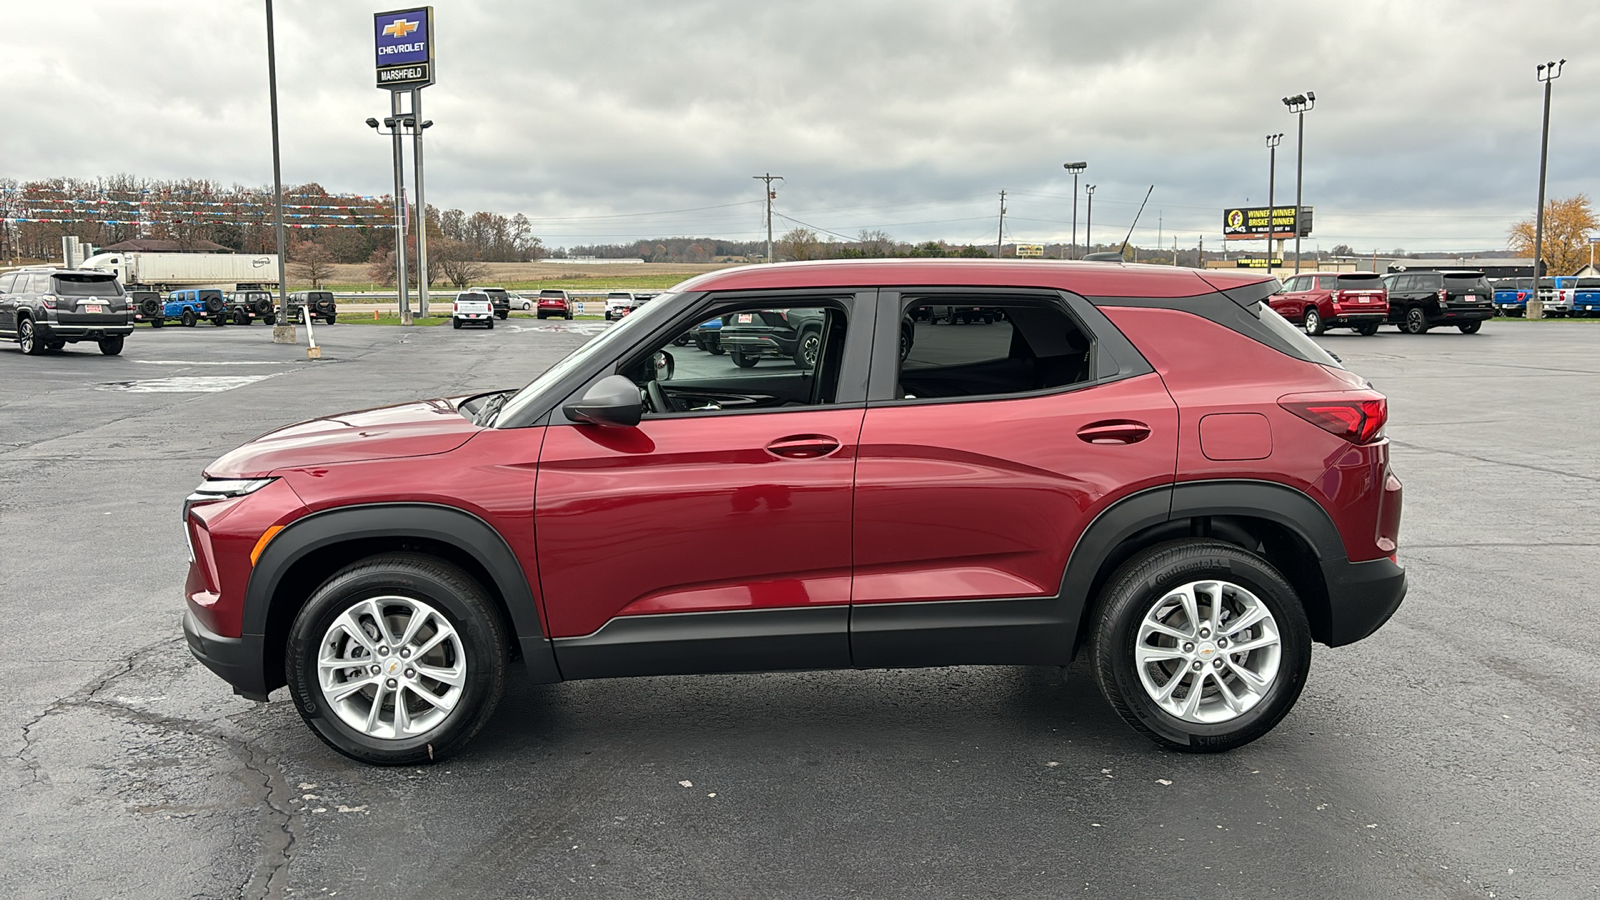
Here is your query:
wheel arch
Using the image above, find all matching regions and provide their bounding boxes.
[1065,480,1344,657]
[245,503,559,694]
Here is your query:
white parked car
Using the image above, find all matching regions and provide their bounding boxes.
[605,292,635,320]
[452,291,495,329]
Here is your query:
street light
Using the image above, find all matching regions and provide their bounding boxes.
[1063,161,1087,259]
[1084,184,1096,252]
[367,115,421,325]
[1283,91,1315,273]
[1266,133,1283,271]
[1529,59,1566,319]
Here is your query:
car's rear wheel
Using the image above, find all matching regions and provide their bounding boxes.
[1355,322,1380,336]
[1302,307,1325,336]
[99,336,124,356]
[1403,305,1430,334]
[794,329,822,368]
[731,351,759,368]
[212,313,227,326]
[1458,321,1482,334]
[181,309,198,327]
[19,318,44,355]
[286,553,508,765]
[263,313,276,326]
[452,318,462,329]
[486,317,494,329]
[1089,540,1311,753]
[150,317,165,328]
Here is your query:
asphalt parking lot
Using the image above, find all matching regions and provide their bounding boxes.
[3,319,1597,899]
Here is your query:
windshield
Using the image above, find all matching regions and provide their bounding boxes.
[53,275,123,297]
[492,292,683,426]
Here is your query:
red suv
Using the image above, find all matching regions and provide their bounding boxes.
[182,260,1405,764]
[535,290,574,320]
[1270,272,1389,335]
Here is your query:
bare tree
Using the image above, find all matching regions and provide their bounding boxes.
[779,227,822,261]
[433,238,492,288]
[289,241,336,288]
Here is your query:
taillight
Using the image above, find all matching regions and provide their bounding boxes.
[1279,392,1387,444]
[1517,291,1527,301]
[1437,288,1447,303]
[40,295,57,309]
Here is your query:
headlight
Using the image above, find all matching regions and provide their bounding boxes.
[183,478,276,561]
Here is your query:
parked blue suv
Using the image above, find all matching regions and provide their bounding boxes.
[153,289,228,327]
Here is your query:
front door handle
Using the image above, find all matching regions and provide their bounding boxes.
[1077,420,1152,445]
[765,434,842,459]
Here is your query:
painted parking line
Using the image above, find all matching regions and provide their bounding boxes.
[98,374,280,393]
[133,359,289,366]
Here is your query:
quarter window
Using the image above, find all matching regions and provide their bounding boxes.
[896,300,1093,400]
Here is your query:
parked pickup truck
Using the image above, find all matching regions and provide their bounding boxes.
[1572,277,1600,317]
[1491,277,1533,316]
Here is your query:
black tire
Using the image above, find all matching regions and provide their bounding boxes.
[794,328,822,368]
[1403,305,1429,334]
[1089,539,1311,753]
[708,344,725,356]
[254,297,274,316]
[536,312,546,320]
[212,313,227,326]
[497,311,509,320]
[452,318,462,329]
[604,312,612,321]
[46,340,67,352]
[285,553,509,766]
[564,312,573,320]
[99,335,124,356]
[1303,307,1325,336]
[1355,322,1380,336]
[181,309,198,327]
[233,308,250,326]
[731,351,759,368]
[486,317,495,329]
[325,314,336,326]
[139,297,162,317]
[150,317,165,328]
[263,313,276,326]
[1458,321,1482,334]
[19,317,44,355]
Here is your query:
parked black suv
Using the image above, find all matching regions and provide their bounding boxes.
[719,307,828,368]
[1382,270,1494,334]
[287,291,337,325]
[228,290,278,326]
[0,267,133,355]
[129,289,164,325]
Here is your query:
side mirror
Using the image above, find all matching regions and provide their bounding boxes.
[563,374,643,427]
[652,350,674,382]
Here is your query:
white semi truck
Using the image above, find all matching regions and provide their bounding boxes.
[78,251,280,292]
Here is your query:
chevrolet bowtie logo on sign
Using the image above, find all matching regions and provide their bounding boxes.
[374,6,435,90]
[382,18,418,39]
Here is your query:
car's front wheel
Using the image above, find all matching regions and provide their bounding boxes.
[18,317,44,355]
[1089,540,1311,753]
[285,553,508,765]
[794,329,822,368]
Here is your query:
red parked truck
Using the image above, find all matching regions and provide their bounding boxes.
[182,259,1405,764]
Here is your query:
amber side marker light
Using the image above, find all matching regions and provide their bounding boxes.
[251,525,285,566]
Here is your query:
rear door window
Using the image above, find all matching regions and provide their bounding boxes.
[895,300,1094,400]
[1315,275,1340,290]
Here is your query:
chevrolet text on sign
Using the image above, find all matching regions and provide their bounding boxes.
[374,7,435,90]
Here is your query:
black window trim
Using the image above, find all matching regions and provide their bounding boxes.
[537,288,879,428]
[864,286,1153,407]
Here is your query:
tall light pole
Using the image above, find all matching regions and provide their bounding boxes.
[753,173,782,263]
[367,114,412,325]
[1529,59,1566,319]
[996,190,1007,258]
[409,95,433,317]
[1283,91,1315,274]
[264,0,294,344]
[1266,133,1283,271]
[1085,184,1095,252]
[1063,161,1087,258]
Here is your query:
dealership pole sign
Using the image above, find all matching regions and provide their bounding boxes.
[1222,205,1313,241]
[374,7,434,90]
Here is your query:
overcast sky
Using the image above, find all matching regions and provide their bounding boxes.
[3,0,1596,253]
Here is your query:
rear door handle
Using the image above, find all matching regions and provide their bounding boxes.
[765,434,842,459]
[1077,420,1152,445]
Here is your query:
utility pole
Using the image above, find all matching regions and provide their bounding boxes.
[996,190,1007,258]
[1266,132,1282,273]
[1529,59,1565,319]
[265,0,294,344]
[1085,185,1095,252]
[753,173,782,263]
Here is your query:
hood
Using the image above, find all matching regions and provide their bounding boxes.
[205,398,481,478]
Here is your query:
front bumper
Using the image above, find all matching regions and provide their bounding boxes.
[1320,555,1407,647]
[183,607,269,701]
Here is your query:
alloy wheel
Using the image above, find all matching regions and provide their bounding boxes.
[1133,580,1282,724]
[316,595,466,740]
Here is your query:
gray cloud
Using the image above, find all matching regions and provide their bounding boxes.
[2,0,1595,252]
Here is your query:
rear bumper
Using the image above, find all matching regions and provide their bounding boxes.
[1329,310,1387,324]
[1320,555,1407,647]
[36,322,134,340]
[1433,307,1494,322]
[183,607,269,701]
